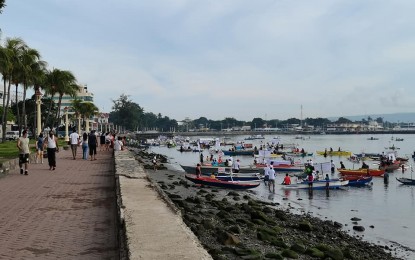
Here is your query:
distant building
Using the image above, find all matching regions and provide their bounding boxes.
[50,84,94,115]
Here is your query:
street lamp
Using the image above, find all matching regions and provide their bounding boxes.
[64,107,69,142]
[35,88,43,136]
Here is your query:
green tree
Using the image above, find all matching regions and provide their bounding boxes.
[251,117,265,129]
[336,117,352,124]
[110,94,144,131]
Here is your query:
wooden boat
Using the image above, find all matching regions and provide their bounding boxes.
[214,173,261,182]
[281,179,349,190]
[273,164,305,172]
[184,174,260,190]
[180,165,260,175]
[222,150,255,156]
[317,151,352,156]
[244,135,265,140]
[341,175,373,187]
[284,152,313,157]
[367,137,379,140]
[338,168,385,177]
[396,177,415,185]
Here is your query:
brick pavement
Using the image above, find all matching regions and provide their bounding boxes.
[0,147,119,259]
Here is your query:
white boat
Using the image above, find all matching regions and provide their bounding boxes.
[281,179,349,190]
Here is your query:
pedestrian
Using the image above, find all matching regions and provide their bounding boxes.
[69,129,80,160]
[114,136,124,151]
[100,132,106,151]
[43,130,59,170]
[200,153,204,164]
[35,133,44,164]
[88,130,98,161]
[82,132,89,160]
[330,160,335,174]
[152,156,157,171]
[307,172,314,191]
[325,174,330,190]
[17,130,30,175]
[268,165,276,193]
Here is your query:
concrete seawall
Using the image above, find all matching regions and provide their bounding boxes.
[114,150,212,260]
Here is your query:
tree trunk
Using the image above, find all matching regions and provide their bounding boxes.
[1,79,7,142]
[22,84,27,128]
[44,94,55,129]
[15,84,21,135]
[2,81,12,141]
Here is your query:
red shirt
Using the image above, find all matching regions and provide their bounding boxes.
[283,176,291,185]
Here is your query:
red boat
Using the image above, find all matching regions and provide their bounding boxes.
[338,168,385,177]
[184,174,260,190]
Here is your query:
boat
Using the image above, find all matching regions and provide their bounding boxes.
[273,164,305,172]
[184,174,260,190]
[347,154,361,164]
[284,152,313,157]
[244,134,265,140]
[180,164,260,175]
[280,179,349,190]
[367,137,379,140]
[214,173,261,182]
[222,150,255,156]
[395,138,404,141]
[341,175,373,187]
[396,177,415,185]
[317,150,352,156]
[338,168,385,177]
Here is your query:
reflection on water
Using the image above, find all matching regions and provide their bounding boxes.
[148,133,415,258]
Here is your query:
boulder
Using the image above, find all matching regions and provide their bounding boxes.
[305,247,324,258]
[281,249,298,259]
[216,231,241,245]
[353,226,365,232]
[290,242,306,253]
[264,252,283,259]
[298,220,313,232]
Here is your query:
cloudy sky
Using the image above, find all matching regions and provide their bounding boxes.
[1,0,414,121]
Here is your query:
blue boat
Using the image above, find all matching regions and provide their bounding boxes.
[222,150,254,156]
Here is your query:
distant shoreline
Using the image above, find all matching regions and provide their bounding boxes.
[135,130,415,139]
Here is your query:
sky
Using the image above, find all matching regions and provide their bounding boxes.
[1,0,415,122]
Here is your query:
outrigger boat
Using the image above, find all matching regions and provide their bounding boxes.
[338,168,385,177]
[184,174,260,190]
[341,175,373,187]
[280,179,349,190]
[317,150,352,156]
[180,164,260,174]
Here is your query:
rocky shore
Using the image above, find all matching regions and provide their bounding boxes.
[135,150,400,260]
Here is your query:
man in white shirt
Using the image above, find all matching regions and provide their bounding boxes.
[114,136,124,151]
[268,164,276,193]
[69,129,80,160]
[232,159,240,173]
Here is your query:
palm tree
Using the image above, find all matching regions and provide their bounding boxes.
[76,101,99,131]
[0,37,25,142]
[43,69,77,129]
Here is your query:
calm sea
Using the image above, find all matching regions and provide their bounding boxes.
[148,133,415,259]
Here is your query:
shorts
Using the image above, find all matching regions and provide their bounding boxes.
[268,179,275,184]
[19,154,29,164]
[264,176,269,181]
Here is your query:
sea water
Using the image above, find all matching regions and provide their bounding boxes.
[148,133,415,259]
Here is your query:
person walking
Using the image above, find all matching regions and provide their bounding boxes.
[69,129,80,160]
[17,130,30,175]
[44,130,59,170]
[81,132,89,160]
[88,130,98,161]
[35,133,44,164]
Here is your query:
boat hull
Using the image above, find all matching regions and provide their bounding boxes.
[317,151,352,156]
[338,168,385,177]
[281,180,349,190]
[180,165,260,174]
[396,177,415,185]
[184,174,260,190]
[222,150,254,156]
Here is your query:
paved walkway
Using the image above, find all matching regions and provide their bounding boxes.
[0,147,119,259]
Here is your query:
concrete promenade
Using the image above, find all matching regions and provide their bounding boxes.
[0,147,119,259]
[0,146,212,259]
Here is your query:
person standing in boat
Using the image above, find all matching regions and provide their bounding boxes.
[195,163,202,178]
[325,174,330,190]
[361,161,369,169]
[331,160,335,174]
[232,159,241,173]
[340,161,346,169]
[200,152,204,164]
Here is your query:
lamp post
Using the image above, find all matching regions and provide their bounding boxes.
[35,89,42,136]
[64,107,69,142]
[77,114,81,134]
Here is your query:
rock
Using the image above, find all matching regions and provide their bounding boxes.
[252,219,265,226]
[233,196,241,201]
[264,252,283,259]
[216,231,241,245]
[351,217,361,221]
[305,247,324,258]
[228,225,242,234]
[325,247,344,260]
[250,210,270,222]
[202,219,215,229]
[298,220,313,232]
[290,242,306,253]
[316,243,330,252]
[353,226,365,232]
[270,238,288,249]
[281,249,298,259]
[275,210,288,221]
[334,221,343,228]
[370,225,375,228]
[228,191,239,196]
[168,194,181,199]
[234,248,260,256]
[243,195,250,200]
